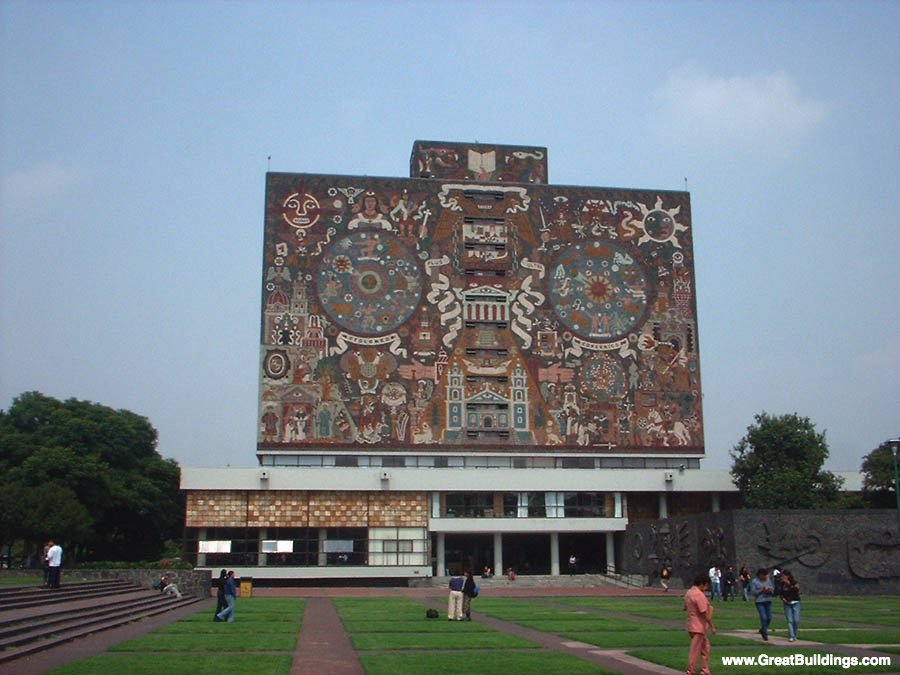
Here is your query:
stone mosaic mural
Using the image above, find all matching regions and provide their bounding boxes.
[259,142,703,455]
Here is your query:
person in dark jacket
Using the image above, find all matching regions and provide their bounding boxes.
[462,570,477,621]
[213,569,228,621]
[216,570,238,622]
[780,570,801,641]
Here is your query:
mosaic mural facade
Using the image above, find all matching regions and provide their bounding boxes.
[258,141,703,456]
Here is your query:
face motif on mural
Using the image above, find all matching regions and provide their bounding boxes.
[283,192,321,230]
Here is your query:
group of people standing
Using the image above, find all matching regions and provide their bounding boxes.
[706,564,741,601]
[683,565,803,675]
[447,571,478,621]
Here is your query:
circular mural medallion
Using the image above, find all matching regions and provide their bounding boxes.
[548,241,650,341]
[263,349,291,380]
[316,231,423,335]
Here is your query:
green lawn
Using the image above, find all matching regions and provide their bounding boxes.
[48,593,899,675]
[52,598,304,675]
[0,575,45,586]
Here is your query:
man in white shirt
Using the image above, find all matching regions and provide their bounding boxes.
[46,539,63,589]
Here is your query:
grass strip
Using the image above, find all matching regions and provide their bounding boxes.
[107,631,296,652]
[351,631,537,651]
[359,651,616,674]
[50,653,292,674]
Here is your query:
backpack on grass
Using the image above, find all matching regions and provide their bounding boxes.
[425,608,439,619]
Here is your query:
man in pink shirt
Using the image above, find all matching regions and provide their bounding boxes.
[684,572,717,675]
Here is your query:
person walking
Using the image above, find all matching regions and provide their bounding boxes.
[447,572,464,621]
[213,569,228,621]
[780,570,801,641]
[462,570,478,621]
[45,540,63,589]
[750,568,775,640]
[216,571,238,622]
[660,564,671,591]
[683,572,716,675]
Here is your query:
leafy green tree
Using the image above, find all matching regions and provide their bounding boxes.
[861,441,899,508]
[0,392,183,563]
[730,412,843,509]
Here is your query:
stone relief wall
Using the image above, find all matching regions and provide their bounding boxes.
[622,509,900,595]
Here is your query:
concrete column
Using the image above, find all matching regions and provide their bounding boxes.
[614,492,623,518]
[493,532,503,576]
[258,528,267,567]
[550,532,560,576]
[658,492,668,519]
[711,492,721,513]
[318,527,328,566]
[606,532,616,574]
[197,528,207,567]
[436,533,446,575]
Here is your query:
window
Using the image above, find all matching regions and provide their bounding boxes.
[502,493,518,517]
[382,456,406,468]
[563,492,606,518]
[433,456,449,468]
[559,457,595,469]
[527,492,546,517]
[383,540,414,553]
[335,456,359,467]
[445,492,494,518]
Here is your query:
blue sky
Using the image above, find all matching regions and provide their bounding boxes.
[1,0,897,471]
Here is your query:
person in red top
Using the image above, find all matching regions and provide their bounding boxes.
[683,572,717,675]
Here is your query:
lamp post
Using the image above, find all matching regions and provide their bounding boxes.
[889,438,900,530]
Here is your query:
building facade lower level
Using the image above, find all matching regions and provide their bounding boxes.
[181,463,738,580]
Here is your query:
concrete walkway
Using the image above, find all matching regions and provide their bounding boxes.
[292,597,363,675]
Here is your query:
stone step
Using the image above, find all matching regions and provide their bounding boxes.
[0,581,144,611]
[0,594,201,666]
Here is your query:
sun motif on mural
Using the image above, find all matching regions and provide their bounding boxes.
[548,241,651,342]
[633,196,688,248]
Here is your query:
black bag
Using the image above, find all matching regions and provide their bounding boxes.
[425,608,439,619]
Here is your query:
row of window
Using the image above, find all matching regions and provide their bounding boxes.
[183,527,428,567]
[443,491,608,519]
[259,455,701,470]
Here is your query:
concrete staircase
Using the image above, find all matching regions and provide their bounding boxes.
[0,579,201,665]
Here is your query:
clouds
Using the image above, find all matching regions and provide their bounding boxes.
[654,66,830,157]
[0,160,88,220]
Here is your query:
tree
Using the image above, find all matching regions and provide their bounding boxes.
[730,412,843,509]
[0,392,183,563]
[861,441,898,508]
